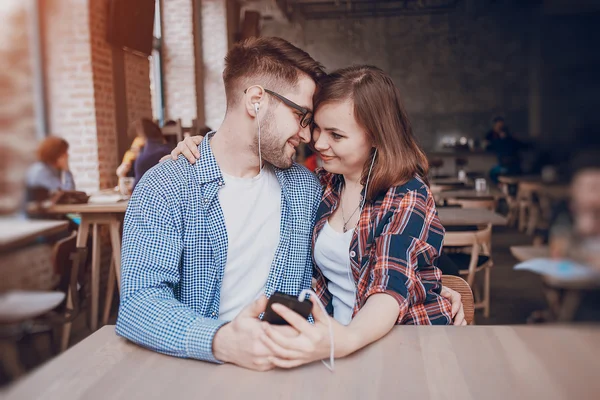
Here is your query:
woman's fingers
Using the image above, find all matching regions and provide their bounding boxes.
[260,329,304,360]
[268,356,305,369]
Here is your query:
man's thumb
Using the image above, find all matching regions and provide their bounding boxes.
[239,295,268,318]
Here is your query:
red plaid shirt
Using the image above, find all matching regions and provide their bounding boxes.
[313,169,452,325]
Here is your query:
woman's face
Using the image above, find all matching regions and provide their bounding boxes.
[312,100,373,178]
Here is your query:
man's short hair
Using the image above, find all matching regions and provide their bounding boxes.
[38,136,69,165]
[222,37,325,108]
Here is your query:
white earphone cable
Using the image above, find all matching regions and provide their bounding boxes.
[298,289,334,372]
[255,103,263,171]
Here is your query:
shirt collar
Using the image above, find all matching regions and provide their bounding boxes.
[194,131,224,185]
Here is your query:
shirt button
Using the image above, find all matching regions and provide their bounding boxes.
[350,251,356,258]
[203,198,210,203]
[211,312,216,317]
[218,181,224,186]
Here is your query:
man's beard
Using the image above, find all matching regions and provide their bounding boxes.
[252,110,294,169]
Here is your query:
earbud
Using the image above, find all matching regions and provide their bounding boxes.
[254,102,260,114]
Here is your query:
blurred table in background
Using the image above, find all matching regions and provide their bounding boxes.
[436,187,503,202]
[512,245,600,322]
[4,325,600,399]
[438,208,507,226]
[0,218,68,292]
[45,201,128,332]
[0,218,68,253]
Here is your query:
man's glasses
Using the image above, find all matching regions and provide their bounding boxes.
[244,88,313,128]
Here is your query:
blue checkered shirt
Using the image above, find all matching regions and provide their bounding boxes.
[115,133,322,363]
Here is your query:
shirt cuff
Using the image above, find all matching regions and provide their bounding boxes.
[184,316,229,363]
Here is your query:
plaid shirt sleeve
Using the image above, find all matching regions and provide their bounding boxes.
[115,180,227,363]
[365,187,452,325]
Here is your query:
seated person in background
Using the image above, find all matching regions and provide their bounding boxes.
[130,118,174,188]
[116,136,145,178]
[26,136,75,196]
[184,125,212,139]
[567,151,600,270]
[485,116,526,183]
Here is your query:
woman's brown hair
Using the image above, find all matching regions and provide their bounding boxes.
[314,65,429,201]
[38,136,69,165]
[128,118,164,141]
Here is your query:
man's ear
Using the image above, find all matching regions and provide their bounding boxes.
[244,85,265,118]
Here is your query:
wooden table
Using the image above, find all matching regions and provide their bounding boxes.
[511,245,600,322]
[45,202,128,333]
[0,218,68,252]
[510,245,550,262]
[438,208,507,226]
[436,187,503,201]
[431,177,471,186]
[4,325,600,400]
[497,175,542,185]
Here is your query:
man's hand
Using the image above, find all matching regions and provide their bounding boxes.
[212,296,277,371]
[440,286,467,326]
[260,295,347,369]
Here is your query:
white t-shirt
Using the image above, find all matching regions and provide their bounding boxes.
[218,165,282,321]
[313,221,356,325]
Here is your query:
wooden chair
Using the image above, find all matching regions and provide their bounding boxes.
[442,275,475,325]
[0,232,86,379]
[161,119,183,144]
[46,231,88,352]
[517,181,541,235]
[447,198,497,211]
[443,224,494,318]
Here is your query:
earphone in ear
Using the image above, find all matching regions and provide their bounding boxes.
[254,102,260,114]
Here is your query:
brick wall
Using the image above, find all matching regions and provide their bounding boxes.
[43,0,153,192]
[0,1,36,213]
[201,0,228,130]
[263,5,533,150]
[162,0,198,126]
[43,0,100,192]
[89,0,119,190]
[125,52,153,124]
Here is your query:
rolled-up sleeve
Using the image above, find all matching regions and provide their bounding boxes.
[116,181,227,362]
[365,189,452,325]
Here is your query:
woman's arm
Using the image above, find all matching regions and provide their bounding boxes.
[342,293,399,354]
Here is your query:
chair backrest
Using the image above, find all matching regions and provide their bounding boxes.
[442,275,475,325]
[443,223,493,286]
[161,119,183,143]
[51,231,87,322]
[447,198,496,211]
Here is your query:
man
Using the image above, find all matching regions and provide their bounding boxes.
[485,116,526,183]
[117,37,464,371]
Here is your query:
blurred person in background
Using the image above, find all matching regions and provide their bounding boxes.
[485,116,527,183]
[184,125,212,139]
[116,135,145,179]
[129,118,173,188]
[568,151,600,270]
[26,136,75,196]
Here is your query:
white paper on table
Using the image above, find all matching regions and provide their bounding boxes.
[87,194,127,204]
[514,258,600,281]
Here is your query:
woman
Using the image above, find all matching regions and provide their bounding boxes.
[129,119,173,188]
[169,65,464,368]
[26,136,75,195]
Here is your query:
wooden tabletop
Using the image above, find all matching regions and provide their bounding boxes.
[437,188,503,200]
[45,200,129,214]
[438,208,508,226]
[498,175,542,185]
[4,325,599,400]
[510,245,550,262]
[431,178,471,186]
[0,218,68,252]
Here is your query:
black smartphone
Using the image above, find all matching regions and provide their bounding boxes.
[262,291,313,325]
